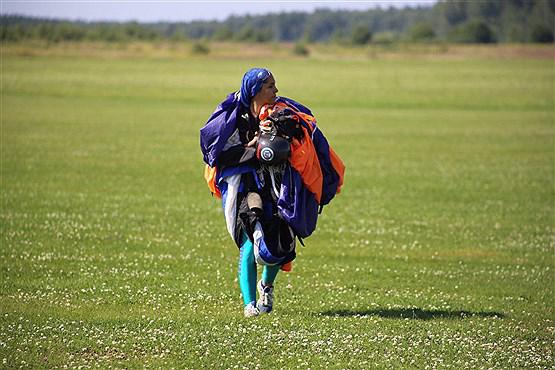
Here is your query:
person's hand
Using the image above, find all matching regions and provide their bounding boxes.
[259,120,273,133]
[245,135,258,147]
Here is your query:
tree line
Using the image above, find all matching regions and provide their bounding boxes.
[2,0,554,44]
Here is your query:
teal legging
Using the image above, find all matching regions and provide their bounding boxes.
[238,233,280,306]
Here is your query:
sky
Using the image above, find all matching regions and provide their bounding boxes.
[1,1,435,23]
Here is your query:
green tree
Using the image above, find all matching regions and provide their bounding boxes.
[330,28,348,44]
[530,24,554,43]
[169,28,187,42]
[191,41,210,54]
[235,24,255,41]
[99,25,127,42]
[466,0,502,20]
[275,12,308,41]
[292,42,310,56]
[372,31,397,45]
[449,20,496,43]
[528,0,555,42]
[213,25,233,41]
[351,24,372,45]
[304,9,349,42]
[61,23,87,41]
[409,22,436,41]
[253,28,273,43]
[442,1,468,26]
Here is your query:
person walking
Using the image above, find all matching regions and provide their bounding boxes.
[200,67,344,317]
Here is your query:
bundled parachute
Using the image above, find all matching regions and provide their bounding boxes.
[200,93,345,265]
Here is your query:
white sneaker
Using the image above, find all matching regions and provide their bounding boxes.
[256,280,274,314]
[244,302,259,318]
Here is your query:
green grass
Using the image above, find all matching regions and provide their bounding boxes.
[1,47,554,368]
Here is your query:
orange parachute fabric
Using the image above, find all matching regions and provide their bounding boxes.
[205,101,343,205]
[261,102,327,204]
[204,165,221,198]
[283,105,345,199]
[289,127,323,204]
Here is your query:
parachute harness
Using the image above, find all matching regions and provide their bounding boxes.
[257,119,288,200]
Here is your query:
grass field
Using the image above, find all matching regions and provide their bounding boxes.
[1,43,554,368]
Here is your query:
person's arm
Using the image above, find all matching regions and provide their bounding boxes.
[217,113,259,168]
[217,145,257,167]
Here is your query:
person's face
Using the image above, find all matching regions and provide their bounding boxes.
[254,75,278,106]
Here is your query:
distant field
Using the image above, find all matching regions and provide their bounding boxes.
[1,44,553,368]
[3,40,555,60]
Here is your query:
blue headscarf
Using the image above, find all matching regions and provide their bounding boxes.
[240,68,272,108]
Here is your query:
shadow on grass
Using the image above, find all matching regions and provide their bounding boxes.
[320,308,505,320]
